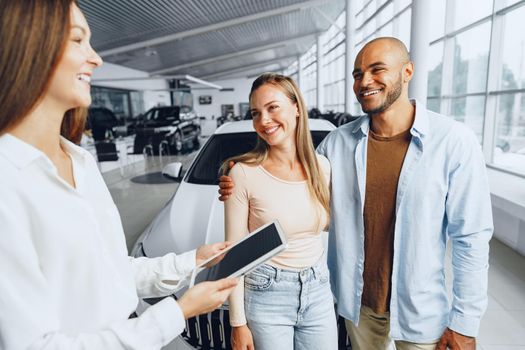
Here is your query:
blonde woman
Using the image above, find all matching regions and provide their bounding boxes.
[222,73,337,350]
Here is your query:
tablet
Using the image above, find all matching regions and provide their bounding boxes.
[190,220,286,286]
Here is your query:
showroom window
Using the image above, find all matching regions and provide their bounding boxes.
[301,45,318,108]
[91,86,135,121]
[356,0,412,53]
[451,22,491,95]
[397,7,411,51]
[495,0,522,11]
[452,0,493,30]
[491,3,525,174]
[429,1,446,41]
[321,11,346,113]
[494,93,525,173]
[398,0,411,11]
[498,4,525,91]
[378,2,394,28]
[283,61,299,83]
[426,0,525,174]
[378,21,393,37]
[427,41,444,113]
[450,95,486,141]
[285,0,525,175]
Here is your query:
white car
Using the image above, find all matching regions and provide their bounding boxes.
[132,119,348,350]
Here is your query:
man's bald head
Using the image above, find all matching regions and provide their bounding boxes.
[357,37,410,65]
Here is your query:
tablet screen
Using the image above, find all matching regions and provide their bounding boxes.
[193,222,284,284]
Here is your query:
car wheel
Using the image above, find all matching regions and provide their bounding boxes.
[170,132,183,153]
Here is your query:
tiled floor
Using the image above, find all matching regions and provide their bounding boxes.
[477,239,525,349]
[104,152,525,349]
[102,151,198,252]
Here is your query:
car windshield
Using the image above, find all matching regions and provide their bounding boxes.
[145,107,180,121]
[180,106,192,113]
[186,130,330,185]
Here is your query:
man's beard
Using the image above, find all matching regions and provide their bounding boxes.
[360,73,403,115]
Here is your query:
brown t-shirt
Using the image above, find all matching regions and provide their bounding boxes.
[361,128,411,314]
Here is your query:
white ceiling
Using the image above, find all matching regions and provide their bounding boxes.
[79,0,346,80]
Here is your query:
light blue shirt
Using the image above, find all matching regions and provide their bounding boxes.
[317,100,493,342]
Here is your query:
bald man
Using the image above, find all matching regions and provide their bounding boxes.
[317,37,492,350]
[219,37,492,350]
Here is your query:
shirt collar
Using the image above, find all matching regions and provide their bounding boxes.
[60,136,89,165]
[351,99,429,144]
[0,134,46,169]
[409,99,429,142]
[352,115,371,136]
[0,133,88,169]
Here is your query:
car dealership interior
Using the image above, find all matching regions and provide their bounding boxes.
[2,0,524,349]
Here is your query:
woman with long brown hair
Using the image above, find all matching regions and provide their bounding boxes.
[222,73,337,350]
[0,1,237,348]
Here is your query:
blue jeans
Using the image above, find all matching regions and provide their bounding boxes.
[244,261,338,350]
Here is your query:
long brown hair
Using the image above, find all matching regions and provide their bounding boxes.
[0,0,87,144]
[222,73,330,217]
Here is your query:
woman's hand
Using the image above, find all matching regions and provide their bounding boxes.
[177,278,238,319]
[231,325,255,350]
[196,241,232,267]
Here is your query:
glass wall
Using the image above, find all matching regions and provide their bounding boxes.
[286,0,525,175]
[301,45,318,107]
[451,23,491,96]
[321,12,346,113]
[427,0,525,174]
[427,41,443,113]
[91,86,134,121]
[492,3,525,173]
[283,61,299,85]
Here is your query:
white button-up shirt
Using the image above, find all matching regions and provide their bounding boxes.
[0,134,195,349]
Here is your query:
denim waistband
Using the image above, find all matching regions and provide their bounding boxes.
[252,259,328,283]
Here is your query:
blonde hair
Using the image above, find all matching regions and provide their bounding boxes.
[221,73,330,217]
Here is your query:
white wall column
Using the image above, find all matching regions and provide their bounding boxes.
[408,0,432,103]
[482,7,504,162]
[344,0,356,114]
[316,35,324,110]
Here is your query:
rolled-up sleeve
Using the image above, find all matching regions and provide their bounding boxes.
[130,250,196,298]
[445,130,493,337]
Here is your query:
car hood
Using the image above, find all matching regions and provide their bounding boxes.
[142,181,224,257]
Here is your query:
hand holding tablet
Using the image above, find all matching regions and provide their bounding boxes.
[190,220,287,287]
[195,241,234,267]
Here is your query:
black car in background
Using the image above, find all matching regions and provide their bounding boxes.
[87,107,120,141]
[132,106,201,154]
[309,108,359,127]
